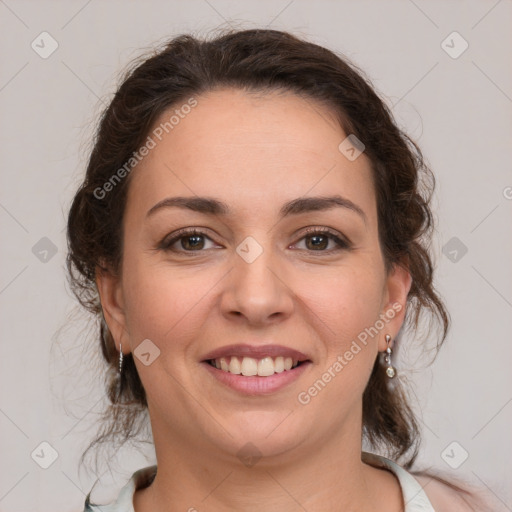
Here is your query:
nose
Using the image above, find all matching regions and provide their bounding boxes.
[220,236,294,326]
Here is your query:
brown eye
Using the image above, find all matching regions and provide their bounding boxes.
[294,228,351,252]
[180,234,206,250]
[160,229,217,253]
[305,233,329,250]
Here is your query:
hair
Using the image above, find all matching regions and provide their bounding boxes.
[67,29,450,474]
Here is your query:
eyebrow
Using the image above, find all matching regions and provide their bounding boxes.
[146,195,367,223]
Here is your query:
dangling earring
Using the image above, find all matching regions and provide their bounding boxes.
[118,343,123,374]
[384,334,396,378]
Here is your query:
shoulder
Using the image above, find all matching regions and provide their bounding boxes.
[413,473,488,511]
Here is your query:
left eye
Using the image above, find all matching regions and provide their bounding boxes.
[293,229,350,252]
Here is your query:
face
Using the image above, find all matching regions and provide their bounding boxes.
[98,88,411,464]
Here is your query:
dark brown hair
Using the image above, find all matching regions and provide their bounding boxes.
[67,28,450,472]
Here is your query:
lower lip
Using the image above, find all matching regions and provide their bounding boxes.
[202,361,312,395]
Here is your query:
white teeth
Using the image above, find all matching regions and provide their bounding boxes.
[211,355,303,376]
[228,356,241,374]
[257,357,275,377]
[274,356,285,373]
[241,357,258,376]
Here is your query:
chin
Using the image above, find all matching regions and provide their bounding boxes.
[207,412,306,463]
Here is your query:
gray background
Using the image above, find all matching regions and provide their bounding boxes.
[0,1,511,510]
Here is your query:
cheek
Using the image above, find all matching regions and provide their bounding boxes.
[120,254,213,351]
[296,264,385,341]
[294,264,384,393]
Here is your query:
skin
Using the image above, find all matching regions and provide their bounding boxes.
[97,88,414,511]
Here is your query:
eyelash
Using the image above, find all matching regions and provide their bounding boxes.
[159,227,351,255]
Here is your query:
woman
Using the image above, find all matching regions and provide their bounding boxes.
[67,28,487,511]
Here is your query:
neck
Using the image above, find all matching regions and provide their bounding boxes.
[133,416,403,512]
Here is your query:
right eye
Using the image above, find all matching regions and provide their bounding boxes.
[160,229,220,253]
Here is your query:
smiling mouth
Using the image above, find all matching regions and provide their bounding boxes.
[205,355,309,377]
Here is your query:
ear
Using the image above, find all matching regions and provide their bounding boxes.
[378,260,412,352]
[95,266,130,354]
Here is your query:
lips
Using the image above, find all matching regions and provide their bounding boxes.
[202,355,312,395]
[201,343,311,363]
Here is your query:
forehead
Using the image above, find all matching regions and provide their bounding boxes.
[125,88,376,222]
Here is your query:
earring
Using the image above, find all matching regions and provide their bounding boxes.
[384,334,396,379]
[118,343,123,374]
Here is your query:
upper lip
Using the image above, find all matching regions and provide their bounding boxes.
[201,344,311,362]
